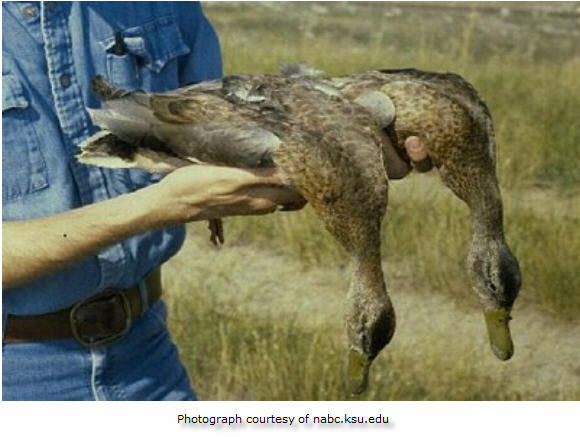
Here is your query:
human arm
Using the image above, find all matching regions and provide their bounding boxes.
[2,165,304,289]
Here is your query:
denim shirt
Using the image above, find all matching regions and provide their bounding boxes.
[2,2,222,315]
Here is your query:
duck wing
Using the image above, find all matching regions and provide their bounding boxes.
[78,76,283,171]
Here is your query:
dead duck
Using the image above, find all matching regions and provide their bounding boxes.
[80,74,397,394]
[281,65,521,374]
[78,66,522,393]
[327,68,522,361]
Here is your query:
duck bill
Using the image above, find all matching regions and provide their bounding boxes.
[483,309,514,361]
[347,349,371,395]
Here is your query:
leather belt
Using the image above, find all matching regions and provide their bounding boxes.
[3,269,162,347]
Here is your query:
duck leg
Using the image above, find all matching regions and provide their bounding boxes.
[208,218,224,246]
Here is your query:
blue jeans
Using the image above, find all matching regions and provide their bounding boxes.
[2,300,195,401]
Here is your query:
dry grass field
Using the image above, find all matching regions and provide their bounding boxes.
[163,2,580,400]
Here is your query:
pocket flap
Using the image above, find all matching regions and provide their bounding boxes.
[2,74,29,111]
[100,16,191,74]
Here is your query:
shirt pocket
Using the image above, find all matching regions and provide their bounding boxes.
[99,16,191,92]
[2,74,49,201]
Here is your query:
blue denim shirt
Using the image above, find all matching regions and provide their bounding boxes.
[2,2,222,315]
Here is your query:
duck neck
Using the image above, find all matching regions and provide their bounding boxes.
[469,178,505,243]
[346,247,395,361]
[348,248,387,301]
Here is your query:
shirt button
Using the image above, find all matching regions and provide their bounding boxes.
[23,5,37,17]
[60,74,71,89]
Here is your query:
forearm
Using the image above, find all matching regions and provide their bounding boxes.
[2,165,304,289]
[2,187,168,289]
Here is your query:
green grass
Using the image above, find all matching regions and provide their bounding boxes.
[162,2,580,400]
[210,2,580,192]
[165,237,580,400]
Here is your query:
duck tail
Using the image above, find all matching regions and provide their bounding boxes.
[77,130,194,173]
[77,131,138,169]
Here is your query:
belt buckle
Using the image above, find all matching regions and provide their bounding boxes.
[70,289,132,348]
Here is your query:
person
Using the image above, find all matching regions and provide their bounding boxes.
[2,1,303,401]
[2,1,432,401]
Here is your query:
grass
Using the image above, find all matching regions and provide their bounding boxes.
[165,226,580,400]
[162,2,580,400]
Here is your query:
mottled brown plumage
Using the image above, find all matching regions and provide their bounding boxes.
[329,69,521,360]
[79,66,521,394]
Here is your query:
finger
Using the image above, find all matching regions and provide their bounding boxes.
[404,136,433,172]
[382,139,411,179]
[404,136,427,161]
[236,167,284,187]
[413,157,434,172]
[243,186,304,210]
[279,198,308,211]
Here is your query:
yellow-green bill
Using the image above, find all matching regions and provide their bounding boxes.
[348,350,371,395]
[484,309,514,361]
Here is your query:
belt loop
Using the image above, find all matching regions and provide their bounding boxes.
[2,312,8,343]
[138,278,149,314]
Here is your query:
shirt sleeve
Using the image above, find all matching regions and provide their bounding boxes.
[175,2,222,85]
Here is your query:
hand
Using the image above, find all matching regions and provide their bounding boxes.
[149,165,306,224]
[404,136,433,172]
[383,136,412,180]
[383,135,433,179]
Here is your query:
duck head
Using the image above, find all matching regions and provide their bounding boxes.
[345,252,396,394]
[468,236,521,360]
[445,163,522,361]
